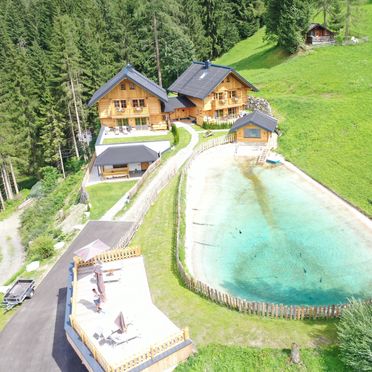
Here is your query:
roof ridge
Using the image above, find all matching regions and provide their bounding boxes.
[192,61,233,71]
[253,109,274,119]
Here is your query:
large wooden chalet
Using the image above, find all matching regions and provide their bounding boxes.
[167,61,258,125]
[88,64,169,131]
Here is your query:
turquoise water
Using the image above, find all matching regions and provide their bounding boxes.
[192,160,372,305]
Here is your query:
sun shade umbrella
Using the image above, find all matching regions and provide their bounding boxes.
[114,311,127,333]
[74,239,110,262]
[95,270,106,302]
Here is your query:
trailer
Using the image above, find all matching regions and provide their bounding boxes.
[1,279,35,311]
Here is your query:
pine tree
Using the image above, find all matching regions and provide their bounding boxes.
[329,0,344,33]
[265,0,310,53]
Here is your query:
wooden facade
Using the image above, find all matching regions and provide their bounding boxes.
[97,79,167,130]
[306,24,335,45]
[236,123,270,143]
[169,73,253,125]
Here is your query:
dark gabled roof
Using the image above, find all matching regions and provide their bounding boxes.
[94,145,159,166]
[168,61,258,100]
[229,110,278,133]
[88,64,168,107]
[307,23,334,34]
[163,95,196,112]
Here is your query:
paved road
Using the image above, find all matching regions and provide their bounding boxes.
[0,210,25,284]
[101,122,198,221]
[0,221,132,372]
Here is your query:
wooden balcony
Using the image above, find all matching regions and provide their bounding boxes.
[213,97,246,108]
[99,106,150,119]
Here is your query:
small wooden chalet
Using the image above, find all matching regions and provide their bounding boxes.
[94,144,159,179]
[229,110,278,143]
[88,64,169,131]
[167,61,258,125]
[306,24,335,45]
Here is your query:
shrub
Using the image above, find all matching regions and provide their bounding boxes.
[171,124,179,145]
[40,166,60,194]
[65,157,84,173]
[28,235,55,260]
[202,121,232,130]
[337,299,372,371]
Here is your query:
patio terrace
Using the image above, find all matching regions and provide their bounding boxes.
[69,248,192,371]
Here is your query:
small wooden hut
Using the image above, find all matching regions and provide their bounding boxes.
[306,24,335,45]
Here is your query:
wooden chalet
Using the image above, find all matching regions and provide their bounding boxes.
[167,61,258,125]
[88,64,169,131]
[229,110,278,143]
[306,23,335,45]
[94,144,159,179]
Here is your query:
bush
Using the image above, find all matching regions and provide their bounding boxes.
[28,235,55,260]
[40,166,60,194]
[337,299,372,371]
[202,121,232,130]
[171,124,179,145]
[65,157,84,173]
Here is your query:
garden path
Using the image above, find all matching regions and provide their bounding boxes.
[0,210,25,285]
[100,122,198,222]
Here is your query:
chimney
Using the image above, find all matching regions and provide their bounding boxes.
[204,60,211,69]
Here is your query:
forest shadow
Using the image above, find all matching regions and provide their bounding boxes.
[230,45,289,71]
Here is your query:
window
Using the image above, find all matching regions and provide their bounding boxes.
[135,117,148,126]
[120,82,126,90]
[117,118,129,126]
[229,90,237,98]
[214,92,224,100]
[132,99,145,108]
[129,82,135,90]
[228,107,237,116]
[114,100,126,109]
[244,128,261,138]
[113,164,127,169]
[226,76,230,83]
[215,109,224,118]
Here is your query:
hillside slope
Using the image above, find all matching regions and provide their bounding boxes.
[216,4,372,216]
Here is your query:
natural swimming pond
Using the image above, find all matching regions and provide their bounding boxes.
[186,145,372,306]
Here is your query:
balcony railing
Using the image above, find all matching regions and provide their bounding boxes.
[213,97,246,108]
[99,106,150,118]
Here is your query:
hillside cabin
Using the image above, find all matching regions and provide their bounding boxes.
[94,144,158,179]
[306,24,335,45]
[229,110,278,143]
[167,61,258,125]
[88,64,169,131]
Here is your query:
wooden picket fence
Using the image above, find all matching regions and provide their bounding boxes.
[175,134,371,320]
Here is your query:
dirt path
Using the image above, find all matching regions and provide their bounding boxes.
[0,210,25,284]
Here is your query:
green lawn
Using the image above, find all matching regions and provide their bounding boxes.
[103,133,173,144]
[87,181,137,220]
[176,344,346,371]
[216,3,372,216]
[130,175,338,348]
[198,130,229,145]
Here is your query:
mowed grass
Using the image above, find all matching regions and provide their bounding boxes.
[216,3,372,216]
[87,181,136,220]
[130,176,338,348]
[176,344,346,371]
[198,130,229,144]
[103,133,173,144]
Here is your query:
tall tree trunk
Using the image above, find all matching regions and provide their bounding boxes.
[68,104,80,158]
[69,73,82,137]
[9,160,19,195]
[0,188,5,211]
[153,14,162,87]
[1,164,14,200]
[58,145,66,179]
[344,0,351,39]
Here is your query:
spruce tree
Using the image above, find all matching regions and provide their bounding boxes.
[329,0,344,33]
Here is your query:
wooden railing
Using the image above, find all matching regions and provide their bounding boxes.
[100,106,150,119]
[69,247,190,371]
[175,134,371,320]
[102,167,129,179]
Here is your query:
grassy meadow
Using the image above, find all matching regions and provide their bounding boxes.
[216,3,372,216]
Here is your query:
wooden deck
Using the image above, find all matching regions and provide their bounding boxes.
[71,251,192,371]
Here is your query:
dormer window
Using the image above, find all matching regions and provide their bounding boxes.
[120,82,126,90]
[129,82,135,90]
